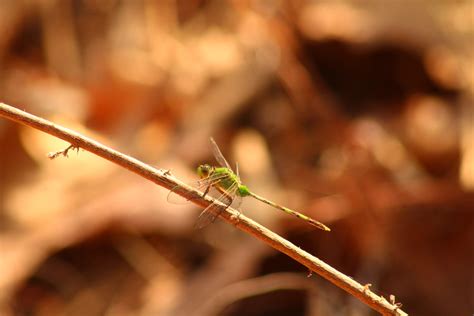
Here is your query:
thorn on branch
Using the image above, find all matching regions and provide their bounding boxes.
[363,283,372,294]
[390,294,403,310]
[48,144,80,159]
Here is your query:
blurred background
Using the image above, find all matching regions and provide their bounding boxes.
[0,1,472,315]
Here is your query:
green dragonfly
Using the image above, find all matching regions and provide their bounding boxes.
[169,138,330,231]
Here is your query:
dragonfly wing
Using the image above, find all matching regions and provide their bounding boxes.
[194,183,240,229]
[167,183,194,204]
[195,204,224,229]
[209,137,233,171]
[167,172,231,204]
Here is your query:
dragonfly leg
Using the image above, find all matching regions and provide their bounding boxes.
[228,198,243,223]
[202,184,211,198]
[225,197,233,208]
[207,196,233,226]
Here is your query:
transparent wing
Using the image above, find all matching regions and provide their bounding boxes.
[209,137,233,171]
[195,182,241,229]
[167,172,231,204]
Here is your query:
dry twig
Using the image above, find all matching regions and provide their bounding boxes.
[0,102,408,315]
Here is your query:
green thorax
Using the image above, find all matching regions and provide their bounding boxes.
[197,164,251,197]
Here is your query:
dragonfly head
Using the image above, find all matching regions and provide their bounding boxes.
[197,164,213,179]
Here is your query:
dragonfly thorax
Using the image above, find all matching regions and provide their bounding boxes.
[197,163,250,197]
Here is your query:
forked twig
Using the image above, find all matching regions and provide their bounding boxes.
[47,144,80,159]
[0,102,407,316]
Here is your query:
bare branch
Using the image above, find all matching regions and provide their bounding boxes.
[0,102,408,316]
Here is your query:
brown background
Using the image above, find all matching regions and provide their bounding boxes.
[0,1,472,315]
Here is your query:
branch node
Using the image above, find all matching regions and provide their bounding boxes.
[390,294,403,310]
[363,283,372,294]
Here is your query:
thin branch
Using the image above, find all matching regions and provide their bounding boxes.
[0,102,408,316]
